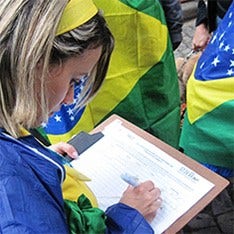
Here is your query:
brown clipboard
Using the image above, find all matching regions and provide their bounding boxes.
[91,114,229,234]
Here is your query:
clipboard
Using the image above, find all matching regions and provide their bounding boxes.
[70,114,229,234]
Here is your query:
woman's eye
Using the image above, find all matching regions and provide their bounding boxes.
[69,75,89,89]
[70,79,81,86]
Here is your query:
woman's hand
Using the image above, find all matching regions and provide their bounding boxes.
[119,180,162,223]
[49,142,78,160]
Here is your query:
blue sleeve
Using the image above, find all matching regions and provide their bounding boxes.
[105,203,154,234]
[0,141,68,234]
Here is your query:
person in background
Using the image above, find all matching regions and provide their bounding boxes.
[0,0,162,233]
[180,3,234,232]
[180,0,234,185]
[192,0,232,51]
[160,0,183,50]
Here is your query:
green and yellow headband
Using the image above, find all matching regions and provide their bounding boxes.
[56,0,98,36]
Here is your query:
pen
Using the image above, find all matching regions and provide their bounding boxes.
[121,173,140,187]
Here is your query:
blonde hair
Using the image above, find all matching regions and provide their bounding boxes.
[0,0,114,137]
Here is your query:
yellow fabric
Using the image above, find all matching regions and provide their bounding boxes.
[62,166,98,207]
[19,128,97,206]
[20,130,98,206]
[48,0,168,143]
[187,65,234,124]
[73,0,168,130]
[19,128,30,137]
[56,0,98,36]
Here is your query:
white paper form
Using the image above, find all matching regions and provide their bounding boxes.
[71,119,214,234]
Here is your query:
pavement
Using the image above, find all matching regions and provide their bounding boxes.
[174,0,197,59]
[173,1,234,233]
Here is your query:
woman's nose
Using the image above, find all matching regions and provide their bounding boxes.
[63,85,74,105]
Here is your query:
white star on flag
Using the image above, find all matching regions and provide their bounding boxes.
[54,115,62,122]
[230,60,234,67]
[227,69,234,76]
[211,56,220,67]
[67,108,73,115]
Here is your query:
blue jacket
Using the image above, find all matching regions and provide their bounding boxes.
[0,131,153,233]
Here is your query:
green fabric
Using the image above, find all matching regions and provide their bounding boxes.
[180,101,234,169]
[99,37,180,148]
[34,126,51,145]
[120,0,167,25]
[64,194,106,234]
[94,0,180,148]
[43,0,180,150]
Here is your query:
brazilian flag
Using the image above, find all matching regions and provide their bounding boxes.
[180,2,234,169]
[44,0,180,148]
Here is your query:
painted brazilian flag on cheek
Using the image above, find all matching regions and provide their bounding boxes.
[180,2,234,169]
[44,0,180,148]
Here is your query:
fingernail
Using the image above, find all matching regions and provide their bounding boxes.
[157,198,162,203]
[72,151,78,158]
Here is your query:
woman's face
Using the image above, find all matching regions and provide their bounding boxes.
[46,47,102,116]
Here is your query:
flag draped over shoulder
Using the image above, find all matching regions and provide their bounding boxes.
[180,2,234,169]
[44,0,180,148]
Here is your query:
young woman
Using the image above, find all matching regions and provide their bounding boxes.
[0,0,162,233]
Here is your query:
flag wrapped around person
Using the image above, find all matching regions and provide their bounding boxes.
[44,0,180,148]
[180,2,234,172]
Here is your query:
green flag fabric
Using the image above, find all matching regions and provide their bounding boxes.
[45,0,180,149]
[180,3,234,170]
[64,194,106,234]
